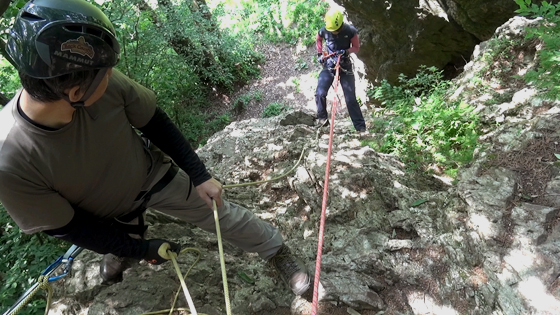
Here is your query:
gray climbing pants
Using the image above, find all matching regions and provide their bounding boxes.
[140,166,283,260]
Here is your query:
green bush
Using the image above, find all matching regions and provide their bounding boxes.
[294,58,309,71]
[0,59,19,102]
[96,0,263,145]
[515,0,560,100]
[0,204,67,315]
[231,90,264,113]
[366,66,479,176]
[209,114,231,134]
[262,102,291,117]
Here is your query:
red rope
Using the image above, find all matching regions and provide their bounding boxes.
[311,54,342,315]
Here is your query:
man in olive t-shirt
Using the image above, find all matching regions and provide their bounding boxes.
[0,0,310,296]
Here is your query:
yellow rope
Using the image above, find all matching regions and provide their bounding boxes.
[213,199,232,315]
[39,276,53,315]
[147,144,310,315]
[130,145,310,314]
[168,251,197,314]
[140,202,232,315]
[223,145,308,189]
[6,275,52,315]
[140,307,193,315]
[168,248,201,315]
[138,248,203,315]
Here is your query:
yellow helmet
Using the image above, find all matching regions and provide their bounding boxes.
[325,8,343,32]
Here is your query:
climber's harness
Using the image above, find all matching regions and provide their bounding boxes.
[326,55,352,73]
[327,63,351,73]
[113,163,181,236]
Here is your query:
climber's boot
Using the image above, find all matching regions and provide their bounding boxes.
[100,253,135,283]
[268,244,310,296]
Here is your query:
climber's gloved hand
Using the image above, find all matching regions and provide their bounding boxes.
[336,49,347,56]
[143,239,181,265]
[317,53,325,64]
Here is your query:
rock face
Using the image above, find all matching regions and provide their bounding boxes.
[41,17,560,315]
[445,0,520,40]
[340,0,519,84]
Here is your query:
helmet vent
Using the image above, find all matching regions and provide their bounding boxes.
[21,11,44,21]
[63,25,102,37]
[102,35,115,49]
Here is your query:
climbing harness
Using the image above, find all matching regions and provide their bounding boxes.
[115,163,181,236]
[311,53,343,315]
[3,245,83,315]
[318,51,351,130]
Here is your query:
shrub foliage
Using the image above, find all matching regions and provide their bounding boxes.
[367,66,479,176]
[515,0,560,100]
[0,205,67,315]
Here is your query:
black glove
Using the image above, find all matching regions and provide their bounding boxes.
[143,239,181,265]
[317,53,325,64]
[336,49,347,56]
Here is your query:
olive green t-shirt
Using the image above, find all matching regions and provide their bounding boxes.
[0,70,167,233]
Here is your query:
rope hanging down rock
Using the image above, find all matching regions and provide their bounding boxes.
[311,53,342,315]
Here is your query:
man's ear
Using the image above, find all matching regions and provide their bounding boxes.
[65,86,84,103]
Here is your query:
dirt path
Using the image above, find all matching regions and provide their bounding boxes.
[211,42,372,125]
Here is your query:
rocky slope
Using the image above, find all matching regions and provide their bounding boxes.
[41,16,560,315]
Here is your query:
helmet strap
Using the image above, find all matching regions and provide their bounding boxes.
[44,68,109,108]
[71,68,109,108]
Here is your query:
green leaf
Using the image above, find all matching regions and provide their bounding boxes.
[410,199,428,207]
[554,153,560,160]
[237,271,255,284]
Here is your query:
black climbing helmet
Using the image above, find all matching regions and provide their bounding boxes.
[7,0,120,79]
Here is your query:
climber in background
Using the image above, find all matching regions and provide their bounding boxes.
[315,8,366,132]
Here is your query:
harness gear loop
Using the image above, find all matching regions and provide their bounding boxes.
[327,62,350,73]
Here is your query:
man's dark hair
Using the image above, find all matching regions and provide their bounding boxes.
[19,69,99,103]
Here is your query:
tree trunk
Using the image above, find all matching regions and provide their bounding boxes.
[187,0,217,32]
[0,0,11,15]
[153,0,221,85]
[133,0,228,86]
[0,91,9,105]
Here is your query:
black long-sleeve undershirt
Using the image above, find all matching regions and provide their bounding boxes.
[138,107,211,186]
[44,210,148,259]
